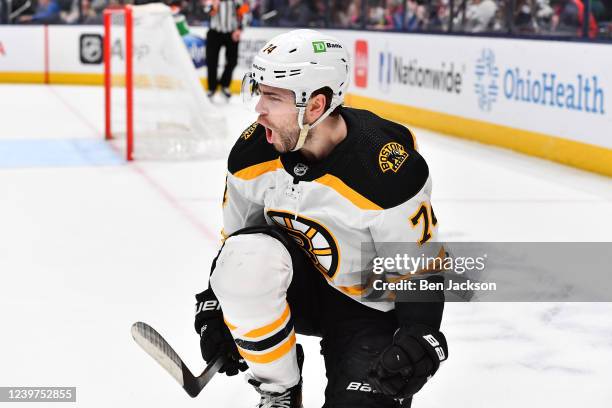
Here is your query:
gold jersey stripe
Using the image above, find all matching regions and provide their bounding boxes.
[337,284,368,296]
[227,304,291,339]
[314,174,382,211]
[220,228,229,242]
[237,332,296,364]
[233,158,283,180]
[224,318,237,331]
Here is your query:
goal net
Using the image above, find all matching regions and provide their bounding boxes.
[104,3,228,160]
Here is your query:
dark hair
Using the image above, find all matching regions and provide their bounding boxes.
[311,87,342,117]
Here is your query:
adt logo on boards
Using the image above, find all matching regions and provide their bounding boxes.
[354,40,368,88]
[110,39,150,61]
[79,34,103,65]
[474,48,605,115]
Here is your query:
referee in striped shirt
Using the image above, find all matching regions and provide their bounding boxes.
[204,0,248,99]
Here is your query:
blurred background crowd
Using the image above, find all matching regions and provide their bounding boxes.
[1,0,610,39]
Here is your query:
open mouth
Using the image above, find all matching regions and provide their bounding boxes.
[265,126,273,143]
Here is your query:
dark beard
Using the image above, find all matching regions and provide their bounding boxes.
[275,129,299,153]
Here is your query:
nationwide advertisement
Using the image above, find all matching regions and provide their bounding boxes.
[338,31,611,149]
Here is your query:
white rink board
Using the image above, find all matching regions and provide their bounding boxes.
[0,25,610,149]
[206,27,612,150]
[48,25,105,73]
[0,26,45,72]
[329,31,612,149]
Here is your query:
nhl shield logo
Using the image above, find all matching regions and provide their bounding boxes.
[294,163,308,176]
[378,142,408,173]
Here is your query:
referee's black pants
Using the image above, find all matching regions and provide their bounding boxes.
[206,29,239,92]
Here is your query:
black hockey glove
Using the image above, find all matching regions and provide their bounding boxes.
[194,288,248,376]
[368,324,448,399]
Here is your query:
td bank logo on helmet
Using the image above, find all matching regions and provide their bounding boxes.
[312,41,342,53]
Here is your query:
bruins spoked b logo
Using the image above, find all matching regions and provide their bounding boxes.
[379,142,408,173]
[267,210,339,280]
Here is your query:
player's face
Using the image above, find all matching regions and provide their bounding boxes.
[255,84,300,153]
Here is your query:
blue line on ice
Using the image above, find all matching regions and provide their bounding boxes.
[0,139,123,168]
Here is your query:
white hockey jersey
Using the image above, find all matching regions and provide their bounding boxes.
[222,107,441,312]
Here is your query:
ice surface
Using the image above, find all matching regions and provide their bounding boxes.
[1,84,611,408]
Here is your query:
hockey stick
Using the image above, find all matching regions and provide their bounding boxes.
[131,321,224,398]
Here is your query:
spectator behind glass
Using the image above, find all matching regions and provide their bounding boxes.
[61,0,103,23]
[278,0,314,27]
[552,0,598,37]
[260,0,285,25]
[17,0,61,23]
[387,0,405,29]
[514,0,554,33]
[346,0,363,27]
[329,0,362,28]
[457,0,497,32]
[331,0,351,27]
[598,0,612,37]
[311,0,327,26]
[249,0,263,26]
[405,0,428,30]
[428,0,450,31]
[366,0,392,29]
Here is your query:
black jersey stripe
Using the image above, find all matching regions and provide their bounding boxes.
[234,315,294,352]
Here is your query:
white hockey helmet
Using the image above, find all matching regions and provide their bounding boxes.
[241,29,350,150]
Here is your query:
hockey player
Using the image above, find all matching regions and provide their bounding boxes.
[194,29,448,408]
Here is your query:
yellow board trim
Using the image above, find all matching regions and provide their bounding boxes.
[233,158,283,181]
[346,93,612,178]
[0,72,243,89]
[238,332,296,364]
[315,174,383,211]
[200,78,242,93]
[49,72,104,86]
[4,71,609,177]
[0,72,46,83]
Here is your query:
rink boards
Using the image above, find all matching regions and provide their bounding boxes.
[1,25,611,176]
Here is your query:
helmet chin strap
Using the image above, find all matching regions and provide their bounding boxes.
[291,104,338,152]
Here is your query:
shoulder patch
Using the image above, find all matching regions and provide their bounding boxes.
[241,122,258,141]
[378,142,409,173]
[228,122,280,175]
[327,107,429,209]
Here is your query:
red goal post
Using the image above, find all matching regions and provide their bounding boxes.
[103,4,228,161]
[104,5,133,160]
